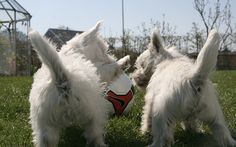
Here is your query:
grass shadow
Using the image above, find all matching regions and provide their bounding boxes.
[59,126,86,147]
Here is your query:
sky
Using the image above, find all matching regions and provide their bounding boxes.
[18,0,236,37]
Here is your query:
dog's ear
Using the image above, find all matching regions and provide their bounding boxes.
[87,20,103,37]
[117,55,130,71]
[66,20,102,45]
[81,20,102,43]
[150,29,164,53]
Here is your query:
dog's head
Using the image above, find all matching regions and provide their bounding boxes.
[132,29,173,90]
[61,21,130,84]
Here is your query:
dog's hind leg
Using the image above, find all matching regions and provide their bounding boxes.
[83,121,107,147]
[210,121,236,147]
[82,105,107,147]
[33,126,59,147]
[197,88,236,146]
[208,105,236,147]
[150,113,174,147]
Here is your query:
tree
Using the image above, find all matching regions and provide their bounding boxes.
[132,17,178,53]
[186,22,205,52]
[106,17,179,55]
[194,0,233,51]
[159,15,178,47]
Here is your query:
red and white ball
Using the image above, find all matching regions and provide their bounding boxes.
[105,73,134,116]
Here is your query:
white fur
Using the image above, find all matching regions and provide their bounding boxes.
[60,21,130,85]
[29,29,108,147]
[57,21,132,116]
[132,29,236,147]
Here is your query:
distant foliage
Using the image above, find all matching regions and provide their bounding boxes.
[0,29,36,75]
[194,0,234,51]
[106,0,236,64]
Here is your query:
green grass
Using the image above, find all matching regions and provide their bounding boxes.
[0,71,236,147]
[0,77,33,147]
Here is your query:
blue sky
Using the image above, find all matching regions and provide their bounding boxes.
[19,0,236,37]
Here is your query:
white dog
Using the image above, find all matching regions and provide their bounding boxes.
[29,29,109,146]
[132,29,236,147]
[60,21,130,85]
[59,21,133,116]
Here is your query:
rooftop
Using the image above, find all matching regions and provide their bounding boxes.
[44,28,83,50]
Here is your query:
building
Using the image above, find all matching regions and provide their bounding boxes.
[44,28,83,51]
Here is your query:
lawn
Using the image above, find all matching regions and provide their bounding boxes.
[0,71,235,147]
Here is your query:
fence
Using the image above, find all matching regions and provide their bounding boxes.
[188,52,236,70]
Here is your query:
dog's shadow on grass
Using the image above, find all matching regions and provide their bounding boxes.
[58,124,150,147]
[174,130,221,147]
[58,125,223,147]
[59,126,87,147]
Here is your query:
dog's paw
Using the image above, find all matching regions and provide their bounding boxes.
[140,125,149,135]
[86,138,107,147]
[148,143,157,147]
[228,138,236,147]
[216,136,236,147]
[96,143,108,147]
[86,142,108,147]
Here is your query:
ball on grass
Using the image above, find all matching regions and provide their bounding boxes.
[105,73,134,116]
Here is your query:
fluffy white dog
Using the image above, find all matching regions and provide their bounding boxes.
[29,28,109,146]
[132,29,236,147]
[59,21,133,116]
[60,21,130,85]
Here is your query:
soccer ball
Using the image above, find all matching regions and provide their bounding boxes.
[105,73,134,116]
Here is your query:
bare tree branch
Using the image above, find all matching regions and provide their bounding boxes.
[194,0,233,52]
[194,0,210,35]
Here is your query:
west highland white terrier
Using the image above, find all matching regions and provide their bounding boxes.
[60,21,130,85]
[59,21,134,116]
[132,29,236,147]
[29,29,109,146]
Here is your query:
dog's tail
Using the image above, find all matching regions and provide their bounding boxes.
[29,31,69,96]
[193,29,220,80]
